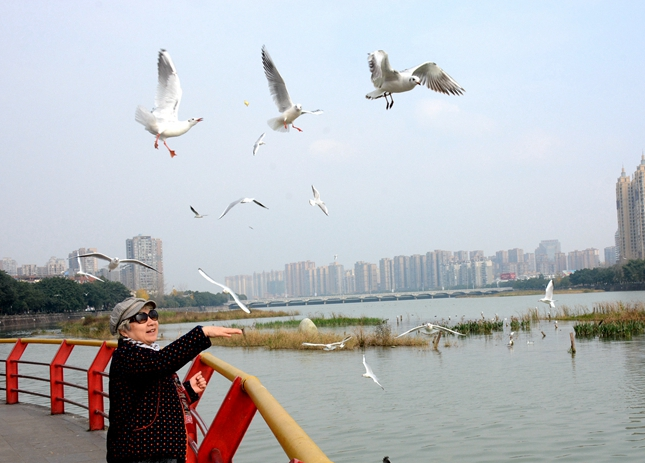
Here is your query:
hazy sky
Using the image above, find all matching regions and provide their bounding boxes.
[1,1,643,292]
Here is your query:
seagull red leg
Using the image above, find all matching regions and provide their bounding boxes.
[154,133,161,149]
[291,124,303,132]
[163,140,177,158]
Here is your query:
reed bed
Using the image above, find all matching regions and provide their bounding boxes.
[209,324,431,350]
[452,319,504,335]
[239,313,384,330]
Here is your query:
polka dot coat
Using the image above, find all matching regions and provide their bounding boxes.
[107,326,212,463]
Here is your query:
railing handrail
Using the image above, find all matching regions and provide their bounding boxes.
[1,338,334,463]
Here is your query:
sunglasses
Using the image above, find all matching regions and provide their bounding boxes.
[129,309,159,324]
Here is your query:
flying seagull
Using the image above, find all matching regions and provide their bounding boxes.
[198,268,250,313]
[219,197,269,219]
[190,205,208,218]
[362,354,384,390]
[77,252,159,273]
[365,50,465,110]
[75,256,103,282]
[395,322,464,338]
[302,336,352,351]
[135,49,203,157]
[262,45,323,132]
[253,132,266,156]
[539,279,556,309]
[309,185,329,216]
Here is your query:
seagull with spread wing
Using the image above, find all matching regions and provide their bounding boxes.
[135,49,203,157]
[309,185,329,216]
[262,45,323,132]
[190,205,208,218]
[253,132,266,156]
[77,252,159,273]
[198,268,250,313]
[302,336,352,351]
[362,354,384,390]
[396,322,464,338]
[539,279,556,309]
[219,197,269,219]
[366,50,465,110]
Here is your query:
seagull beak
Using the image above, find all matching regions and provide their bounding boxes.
[196,118,204,122]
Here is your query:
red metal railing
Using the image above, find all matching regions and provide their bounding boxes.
[0,338,332,463]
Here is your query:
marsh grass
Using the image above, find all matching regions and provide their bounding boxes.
[209,325,430,350]
[61,308,297,339]
[240,313,384,330]
[452,319,504,335]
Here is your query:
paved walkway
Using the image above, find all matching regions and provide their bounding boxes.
[0,402,106,463]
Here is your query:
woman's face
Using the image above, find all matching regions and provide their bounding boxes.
[124,307,158,345]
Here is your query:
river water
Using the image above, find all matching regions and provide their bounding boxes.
[2,291,645,462]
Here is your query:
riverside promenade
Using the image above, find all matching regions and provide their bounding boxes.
[0,402,106,462]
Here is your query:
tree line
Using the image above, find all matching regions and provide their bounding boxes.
[0,271,239,315]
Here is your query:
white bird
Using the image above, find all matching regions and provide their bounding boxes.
[365,50,465,110]
[262,46,323,132]
[198,268,251,313]
[219,197,269,219]
[309,185,329,216]
[190,205,208,218]
[362,354,384,390]
[302,336,353,351]
[253,133,266,156]
[396,322,464,338]
[135,49,203,158]
[539,279,556,309]
[77,252,159,273]
[75,256,103,282]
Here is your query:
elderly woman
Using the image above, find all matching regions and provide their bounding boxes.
[106,297,242,463]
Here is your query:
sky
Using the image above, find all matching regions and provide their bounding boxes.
[1,1,644,292]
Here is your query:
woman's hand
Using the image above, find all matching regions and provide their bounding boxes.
[189,371,207,394]
[201,326,243,338]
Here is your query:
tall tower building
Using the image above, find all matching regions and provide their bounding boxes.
[124,235,164,295]
[615,157,645,261]
[616,167,632,261]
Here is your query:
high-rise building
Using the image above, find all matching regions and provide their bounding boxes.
[327,262,344,295]
[393,255,409,290]
[1,258,18,276]
[284,261,315,297]
[124,235,164,295]
[615,157,645,261]
[379,258,394,292]
[604,246,618,266]
[354,261,379,294]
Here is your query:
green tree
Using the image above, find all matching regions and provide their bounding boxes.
[35,277,85,312]
[0,270,18,314]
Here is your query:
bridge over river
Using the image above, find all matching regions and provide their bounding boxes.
[244,287,513,309]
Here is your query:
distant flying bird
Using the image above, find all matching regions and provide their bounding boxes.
[219,197,269,219]
[539,279,556,309]
[135,49,203,157]
[75,256,103,282]
[262,45,323,132]
[396,322,464,338]
[362,354,384,390]
[309,185,329,216]
[253,133,266,156]
[365,50,465,110]
[198,268,250,313]
[77,252,159,273]
[302,336,352,351]
[190,205,208,218]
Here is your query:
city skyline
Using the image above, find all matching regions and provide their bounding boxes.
[1,3,641,292]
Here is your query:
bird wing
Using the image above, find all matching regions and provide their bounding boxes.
[301,109,323,115]
[311,185,320,200]
[198,268,226,291]
[368,50,397,88]
[302,342,326,347]
[227,289,251,314]
[219,198,244,219]
[190,205,199,216]
[395,324,425,338]
[261,46,294,113]
[153,49,182,122]
[79,271,103,282]
[435,325,466,336]
[77,252,112,262]
[405,61,465,96]
[120,259,159,272]
[545,280,554,300]
[317,202,329,216]
[252,199,269,209]
[253,133,266,155]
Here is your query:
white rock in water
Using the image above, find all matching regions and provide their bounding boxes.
[298,318,318,334]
